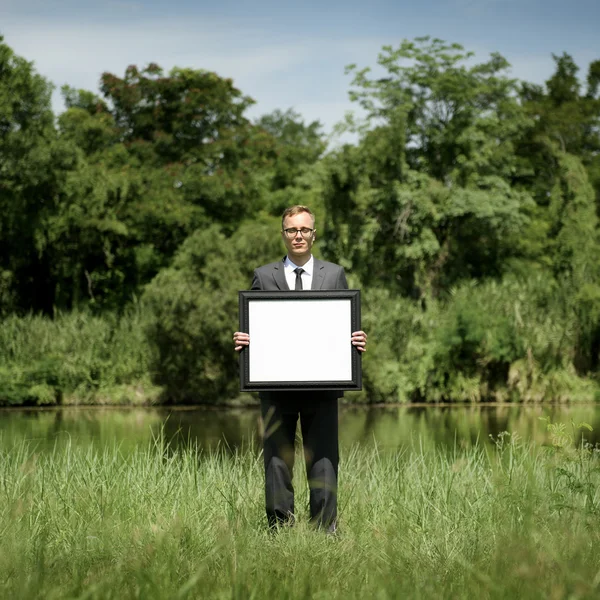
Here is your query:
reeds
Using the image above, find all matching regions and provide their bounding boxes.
[0,306,157,405]
[1,432,599,599]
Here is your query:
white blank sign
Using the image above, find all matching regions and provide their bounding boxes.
[248,299,352,383]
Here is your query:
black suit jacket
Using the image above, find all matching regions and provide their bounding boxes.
[251,256,348,401]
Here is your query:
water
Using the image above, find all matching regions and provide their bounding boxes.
[2,403,600,454]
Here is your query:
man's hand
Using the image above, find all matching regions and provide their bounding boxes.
[235,331,365,352]
[233,332,250,352]
[351,330,368,352]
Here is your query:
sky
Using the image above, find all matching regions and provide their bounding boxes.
[1,0,599,139]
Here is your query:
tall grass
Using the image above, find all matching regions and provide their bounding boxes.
[1,433,599,599]
[0,305,159,405]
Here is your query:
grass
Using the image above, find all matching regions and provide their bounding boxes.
[0,307,159,406]
[1,431,600,599]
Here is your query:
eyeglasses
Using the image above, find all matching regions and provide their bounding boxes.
[283,227,314,239]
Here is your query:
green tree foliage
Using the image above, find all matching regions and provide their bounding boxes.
[0,36,78,314]
[550,154,600,374]
[142,215,282,403]
[518,54,600,206]
[344,37,529,183]
[46,64,279,310]
[254,109,328,222]
[256,108,326,191]
[322,38,534,299]
[98,64,275,223]
[359,276,597,404]
[1,35,600,405]
[514,67,600,375]
[322,38,600,403]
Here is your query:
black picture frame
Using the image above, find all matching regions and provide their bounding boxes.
[238,290,362,392]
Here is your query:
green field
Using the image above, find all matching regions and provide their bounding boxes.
[1,428,599,599]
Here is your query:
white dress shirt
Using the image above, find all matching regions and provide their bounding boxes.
[284,255,313,291]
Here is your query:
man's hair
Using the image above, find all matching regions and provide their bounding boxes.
[281,205,315,229]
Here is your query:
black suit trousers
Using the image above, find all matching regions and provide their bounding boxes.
[260,391,339,528]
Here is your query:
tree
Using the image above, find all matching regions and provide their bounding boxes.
[46,64,279,311]
[0,36,78,314]
[344,37,529,184]
[256,108,326,191]
[98,64,276,224]
[322,38,534,300]
[518,54,600,207]
[143,215,282,403]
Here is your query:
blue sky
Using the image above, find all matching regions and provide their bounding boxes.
[1,0,598,138]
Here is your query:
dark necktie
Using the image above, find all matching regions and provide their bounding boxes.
[294,267,304,291]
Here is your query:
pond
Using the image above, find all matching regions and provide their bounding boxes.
[2,403,600,455]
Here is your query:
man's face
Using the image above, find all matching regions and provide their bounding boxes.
[281,212,315,262]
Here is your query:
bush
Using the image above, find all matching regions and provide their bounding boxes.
[0,306,154,405]
[142,215,282,404]
[357,274,600,403]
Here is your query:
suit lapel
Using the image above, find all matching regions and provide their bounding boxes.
[272,258,289,290]
[312,259,326,290]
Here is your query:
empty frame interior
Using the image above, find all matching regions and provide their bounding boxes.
[239,290,361,392]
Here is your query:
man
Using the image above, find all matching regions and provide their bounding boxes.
[233,205,367,532]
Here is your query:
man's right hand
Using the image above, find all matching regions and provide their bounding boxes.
[233,332,249,352]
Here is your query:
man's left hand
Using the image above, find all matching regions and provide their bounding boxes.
[351,330,368,352]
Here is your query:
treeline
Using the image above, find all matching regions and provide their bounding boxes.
[1,36,600,405]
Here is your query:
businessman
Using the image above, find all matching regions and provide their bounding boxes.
[233,205,367,532]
